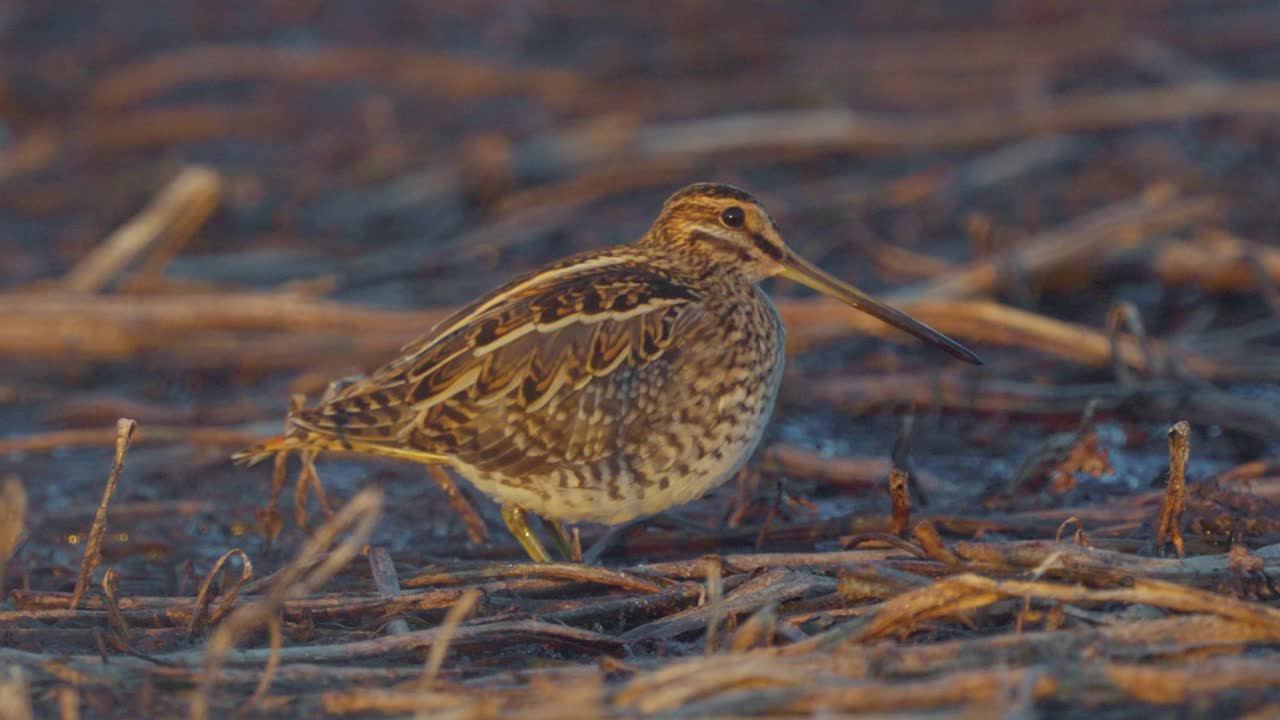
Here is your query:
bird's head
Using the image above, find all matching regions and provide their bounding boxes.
[644,182,981,364]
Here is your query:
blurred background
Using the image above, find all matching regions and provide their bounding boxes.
[3,0,1280,582]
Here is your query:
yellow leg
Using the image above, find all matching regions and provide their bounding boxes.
[501,505,551,563]
[546,518,575,561]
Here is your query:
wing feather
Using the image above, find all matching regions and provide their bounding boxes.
[287,252,701,455]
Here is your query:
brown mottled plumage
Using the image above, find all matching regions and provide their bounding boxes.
[235,183,981,561]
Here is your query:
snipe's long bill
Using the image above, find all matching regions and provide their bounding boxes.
[235,182,981,562]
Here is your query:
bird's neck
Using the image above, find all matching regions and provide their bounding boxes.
[631,241,759,293]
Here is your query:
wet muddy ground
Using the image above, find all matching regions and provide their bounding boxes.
[3,2,1280,717]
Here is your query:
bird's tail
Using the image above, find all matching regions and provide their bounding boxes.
[232,432,453,468]
[231,434,296,467]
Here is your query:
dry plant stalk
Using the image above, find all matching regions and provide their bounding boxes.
[418,589,482,690]
[1155,421,1191,557]
[0,290,450,362]
[912,521,960,567]
[889,415,914,536]
[763,445,923,488]
[1055,517,1090,546]
[426,466,488,544]
[323,689,482,717]
[0,476,26,597]
[403,561,668,594]
[729,602,779,651]
[56,686,79,720]
[569,527,584,564]
[889,467,911,536]
[0,667,34,720]
[1102,657,1280,706]
[0,426,258,456]
[787,298,1249,381]
[61,166,222,293]
[89,45,583,112]
[1154,229,1280,292]
[1106,301,1157,383]
[622,81,1280,157]
[69,418,136,610]
[8,6,1280,718]
[899,186,1213,301]
[803,567,1280,653]
[367,546,410,636]
[0,193,1231,379]
[12,274,1278,395]
[100,568,130,643]
[1008,403,1111,498]
[239,615,284,720]
[187,549,253,637]
[190,487,384,720]
[0,129,57,184]
[703,556,725,654]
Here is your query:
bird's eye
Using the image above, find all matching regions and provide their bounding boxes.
[720,206,746,228]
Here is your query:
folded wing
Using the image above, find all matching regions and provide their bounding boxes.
[287,253,702,460]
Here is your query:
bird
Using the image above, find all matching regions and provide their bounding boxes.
[234,182,981,562]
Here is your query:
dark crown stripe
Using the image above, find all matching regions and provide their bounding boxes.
[666,182,758,205]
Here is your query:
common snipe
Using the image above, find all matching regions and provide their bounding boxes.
[235,183,981,561]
